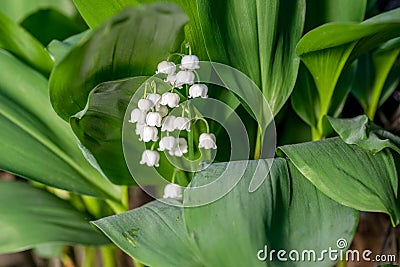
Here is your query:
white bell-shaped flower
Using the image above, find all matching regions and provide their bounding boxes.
[129,108,146,124]
[136,123,145,139]
[138,99,153,112]
[161,116,176,132]
[156,105,168,117]
[142,126,158,142]
[169,138,188,157]
[146,112,162,127]
[160,92,180,108]
[189,84,208,99]
[158,136,177,151]
[140,150,160,167]
[199,133,217,149]
[174,117,191,132]
[163,183,182,199]
[146,93,161,108]
[164,74,176,86]
[180,55,200,71]
[156,61,176,75]
[175,71,195,88]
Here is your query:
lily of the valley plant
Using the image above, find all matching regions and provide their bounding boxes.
[0,0,399,267]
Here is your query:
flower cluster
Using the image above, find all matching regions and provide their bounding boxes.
[128,53,217,198]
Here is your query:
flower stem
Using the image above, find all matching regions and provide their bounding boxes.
[254,125,262,160]
[196,117,210,133]
[167,52,184,61]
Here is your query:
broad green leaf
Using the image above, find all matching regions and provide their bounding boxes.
[329,115,400,154]
[305,0,366,31]
[296,8,400,135]
[0,11,53,74]
[49,3,188,121]
[0,181,109,254]
[187,0,305,116]
[184,159,356,267]
[352,38,400,119]
[0,50,119,199]
[278,137,400,225]
[72,0,139,28]
[94,200,204,267]
[0,0,77,23]
[95,159,357,266]
[292,0,365,136]
[291,64,320,128]
[70,78,149,185]
[292,62,356,135]
[21,9,86,46]
[47,30,91,64]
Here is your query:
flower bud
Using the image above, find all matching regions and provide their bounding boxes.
[160,92,180,108]
[175,71,195,88]
[138,99,153,112]
[146,93,161,108]
[142,126,158,142]
[158,136,177,151]
[146,112,162,127]
[189,84,208,99]
[169,138,188,157]
[180,55,200,71]
[156,105,168,117]
[163,183,182,199]
[199,133,217,149]
[161,116,176,132]
[136,123,145,138]
[156,61,176,75]
[129,108,146,124]
[164,74,177,86]
[140,150,160,167]
[174,117,191,132]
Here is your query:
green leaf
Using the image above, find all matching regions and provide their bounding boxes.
[94,200,203,267]
[72,0,140,28]
[292,62,356,134]
[305,0,366,31]
[352,38,400,119]
[292,0,365,136]
[0,11,53,74]
[186,0,306,116]
[46,30,91,65]
[296,8,400,135]
[95,159,357,266]
[329,115,400,154]
[49,3,188,121]
[0,181,109,254]
[278,137,400,225]
[21,9,86,46]
[70,77,148,185]
[0,0,77,23]
[0,50,119,199]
